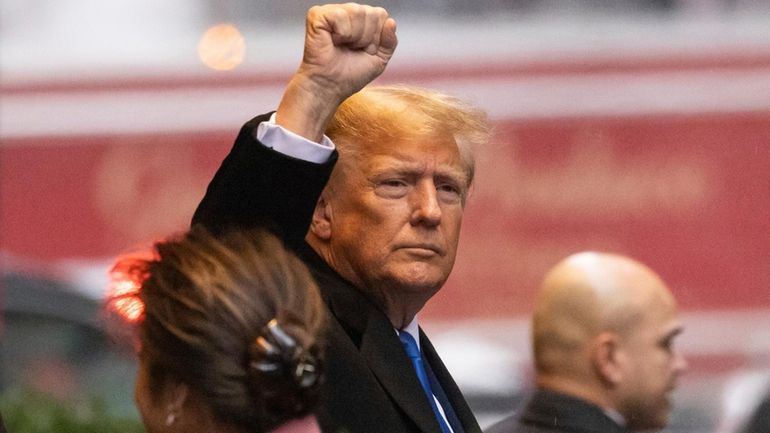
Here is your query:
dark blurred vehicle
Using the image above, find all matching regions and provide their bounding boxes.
[0,271,138,422]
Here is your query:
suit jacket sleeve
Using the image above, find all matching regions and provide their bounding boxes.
[191,113,338,247]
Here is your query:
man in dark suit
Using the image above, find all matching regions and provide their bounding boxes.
[486,252,688,433]
[192,4,489,433]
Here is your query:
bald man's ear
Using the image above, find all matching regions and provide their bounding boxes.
[309,193,332,241]
[592,332,623,386]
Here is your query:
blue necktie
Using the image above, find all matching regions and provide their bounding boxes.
[399,332,452,433]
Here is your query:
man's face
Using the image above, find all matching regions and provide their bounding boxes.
[323,133,468,312]
[616,295,687,430]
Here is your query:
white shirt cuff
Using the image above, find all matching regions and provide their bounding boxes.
[255,113,335,164]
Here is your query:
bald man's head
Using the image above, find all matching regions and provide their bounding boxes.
[532,252,687,431]
[533,252,670,374]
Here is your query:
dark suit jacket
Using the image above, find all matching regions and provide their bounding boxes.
[192,114,481,433]
[741,391,770,433]
[484,390,629,433]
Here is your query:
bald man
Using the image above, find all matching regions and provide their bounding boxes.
[486,252,687,433]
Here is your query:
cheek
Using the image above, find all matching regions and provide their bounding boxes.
[134,365,146,408]
[134,367,162,433]
[339,206,404,247]
[641,353,674,393]
[134,377,151,422]
[335,195,395,231]
[443,206,464,232]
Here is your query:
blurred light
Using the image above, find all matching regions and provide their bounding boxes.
[198,23,246,71]
[108,276,145,324]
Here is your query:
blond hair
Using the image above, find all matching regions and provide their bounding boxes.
[326,85,490,186]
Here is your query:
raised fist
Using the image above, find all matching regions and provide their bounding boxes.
[276,4,397,142]
[300,3,398,97]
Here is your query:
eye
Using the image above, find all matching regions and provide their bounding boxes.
[437,182,463,203]
[375,179,409,198]
[659,336,674,352]
[383,179,406,187]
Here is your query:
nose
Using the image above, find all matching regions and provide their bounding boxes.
[410,181,442,226]
[674,350,688,375]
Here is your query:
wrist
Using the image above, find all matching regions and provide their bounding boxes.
[275,74,344,143]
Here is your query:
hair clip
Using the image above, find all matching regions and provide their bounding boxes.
[249,318,321,390]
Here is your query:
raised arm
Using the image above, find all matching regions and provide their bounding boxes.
[277,3,397,142]
[192,4,397,246]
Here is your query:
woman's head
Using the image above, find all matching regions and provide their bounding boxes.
[109,227,326,433]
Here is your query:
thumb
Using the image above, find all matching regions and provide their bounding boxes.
[378,18,398,57]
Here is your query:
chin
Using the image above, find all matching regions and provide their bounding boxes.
[392,276,442,293]
[369,257,451,298]
[397,266,448,292]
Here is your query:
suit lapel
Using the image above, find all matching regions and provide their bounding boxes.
[420,331,481,433]
[359,311,445,433]
[303,248,467,433]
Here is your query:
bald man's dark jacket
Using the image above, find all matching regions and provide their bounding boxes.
[740,390,770,433]
[192,114,481,433]
[485,389,629,433]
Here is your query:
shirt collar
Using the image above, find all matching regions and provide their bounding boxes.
[397,316,421,351]
[602,407,626,427]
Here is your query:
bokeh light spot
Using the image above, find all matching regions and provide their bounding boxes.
[198,23,246,71]
[108,275,145,323]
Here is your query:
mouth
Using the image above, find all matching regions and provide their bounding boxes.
[398,244,444,257]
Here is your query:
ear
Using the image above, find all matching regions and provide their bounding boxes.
[592,331,624,386]
[309,193,332,241]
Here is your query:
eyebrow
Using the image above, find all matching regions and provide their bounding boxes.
[371,160,469,184]
[661,324,684,342]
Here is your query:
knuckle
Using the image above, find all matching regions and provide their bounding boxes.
[307,5,321,19]
[373,6,387,18]
[332,8,347,20]
[346,3,365,17]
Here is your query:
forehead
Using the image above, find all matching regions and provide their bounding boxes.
[635,298,681,339]
[358,135,465,173]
